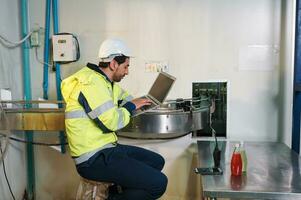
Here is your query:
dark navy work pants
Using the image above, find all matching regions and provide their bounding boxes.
[76,144,168,200]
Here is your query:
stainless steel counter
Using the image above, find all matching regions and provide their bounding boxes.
[197,141,301,199]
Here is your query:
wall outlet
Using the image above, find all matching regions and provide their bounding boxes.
[145,61,169,72]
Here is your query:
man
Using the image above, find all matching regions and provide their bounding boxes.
[61,38,168,200]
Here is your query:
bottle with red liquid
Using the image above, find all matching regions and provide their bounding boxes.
[231,143,242,176]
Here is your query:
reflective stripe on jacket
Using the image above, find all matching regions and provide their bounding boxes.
[61,63,134,157]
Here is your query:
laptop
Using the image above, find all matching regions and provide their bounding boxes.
[132,72,176,117]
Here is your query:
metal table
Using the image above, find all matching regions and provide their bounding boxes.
[197,141,301,199]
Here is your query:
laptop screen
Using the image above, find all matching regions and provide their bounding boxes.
[148,72,176,103]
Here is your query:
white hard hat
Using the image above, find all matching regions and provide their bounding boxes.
[98,38,132,62]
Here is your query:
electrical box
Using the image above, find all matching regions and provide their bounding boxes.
[30,30,40,47]
[52,34,78,62]
[0,89,12,108]
[192,82,227,137]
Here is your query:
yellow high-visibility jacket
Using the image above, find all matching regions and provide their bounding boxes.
[61,63,135,157]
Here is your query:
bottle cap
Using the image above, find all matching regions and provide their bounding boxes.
[235,143,240,148]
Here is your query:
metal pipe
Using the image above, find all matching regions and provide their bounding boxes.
[52,0,66,153]
[293,0,301,154]
[20,0,35,199]
[0,100,64,104]
[52,0,62,101]
[42,0,51,100]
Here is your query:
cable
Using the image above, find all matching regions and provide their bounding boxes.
[209,99,217,137]
[8,136,67,146]
[0,32,33,48]
[209,112,216,137]
[34,47,53,67]
[0,133,67,146]
[0,143,16,200]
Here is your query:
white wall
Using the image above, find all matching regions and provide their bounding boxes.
[11,0,295,199]
[0,0,27,199]
[29,0,294,142]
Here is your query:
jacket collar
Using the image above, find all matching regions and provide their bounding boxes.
[86,62,113,84]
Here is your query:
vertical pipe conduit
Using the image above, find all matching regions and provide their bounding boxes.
[43,0,51,100]
[21,0,35,199]
[52,0,66,153]
[293,0,301,154]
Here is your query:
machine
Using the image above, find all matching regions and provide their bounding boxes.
[118,97,210,139]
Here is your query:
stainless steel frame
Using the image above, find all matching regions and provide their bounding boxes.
[197,141,301,199]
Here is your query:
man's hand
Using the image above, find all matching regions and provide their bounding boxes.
[131,98,152,110]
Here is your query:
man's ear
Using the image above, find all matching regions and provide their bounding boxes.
[109,60,117,71]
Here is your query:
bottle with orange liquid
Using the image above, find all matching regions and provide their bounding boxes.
[231,143,242,176]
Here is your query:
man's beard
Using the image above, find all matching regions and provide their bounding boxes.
[112,74,123,82]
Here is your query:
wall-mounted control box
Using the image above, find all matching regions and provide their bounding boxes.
[52,34,77,62]
[192,82,227,137]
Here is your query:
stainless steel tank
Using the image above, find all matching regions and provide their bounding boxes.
[118,98,210,139]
